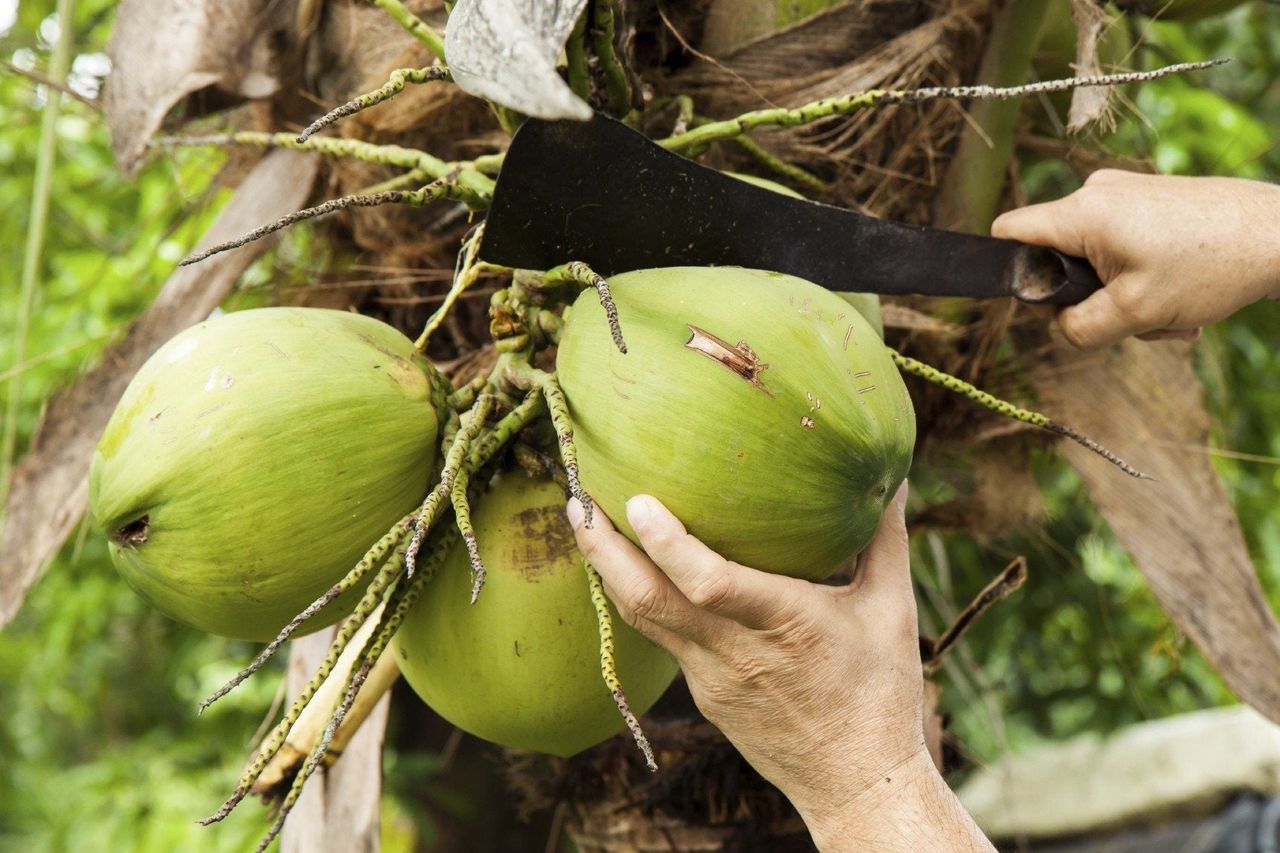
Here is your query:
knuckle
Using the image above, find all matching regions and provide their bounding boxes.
[621,578,663,623]
[686,570,734,611]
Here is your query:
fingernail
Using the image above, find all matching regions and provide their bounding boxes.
[566,498,584,529]
[626,495,656,532]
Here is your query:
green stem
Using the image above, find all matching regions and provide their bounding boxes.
[297,66,452,143]
[888,348,1149,479]
[153,132,495,198]
[592,0,630,116]
[567,8,590,100]
[932,0,1051,232]
[3,0,76,504]
[657,62,1223,155]
[586,560,657,770]
[371,0,447,61]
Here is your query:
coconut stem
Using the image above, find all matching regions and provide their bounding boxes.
[253,529,455,852]
[152,132,493,197]
[415,226,508,352]
[251,604,401,797]
[566,7,590,100]
[369,0,447,61]
[659,61,1225,153]
[591,0,630,116]
[586,560,657,771]
[449,466,486,603]
[179,178,468,267]
[543,262,626,354]
[533,372,594,527]
[199,537,410,825]
[888,349,1150,479]
[407,394,496,576]
[723,128,827,194]
[297,65,452,143]
[197,513,415,714]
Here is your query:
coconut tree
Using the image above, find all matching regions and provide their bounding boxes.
[2,0,1276,850]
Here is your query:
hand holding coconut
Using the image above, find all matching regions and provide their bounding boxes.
[568,486,993,852]
[993,171,1280,349]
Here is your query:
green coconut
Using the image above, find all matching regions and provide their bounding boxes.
[728,171,885,338]
[90,307,443,642]
[557,266,914,581]
[393,471,679,757]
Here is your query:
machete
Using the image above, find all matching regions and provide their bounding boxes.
[479,114,1103,305]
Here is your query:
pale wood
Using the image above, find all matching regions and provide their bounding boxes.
[281,627,392,853]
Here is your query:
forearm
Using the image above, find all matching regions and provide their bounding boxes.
[794,750,994,852]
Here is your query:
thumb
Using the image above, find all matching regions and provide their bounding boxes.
[1056,276,1148,350]
[991,197,1090,259]
[853,481,911,601]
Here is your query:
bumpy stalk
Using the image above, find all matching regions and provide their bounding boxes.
[415,225,508,352]
[888,349,1149,479]
[254,527,457,852]
[180,179,470,267]
[586,561,657,771]
[660,61,1225,153]
[199,538,409,825]
[406,395,496,575]
[449,466,485,602]
[543,262,626,353]
[152,132,496,199]
[198,513,415,714]
[534,373,594,527]
[251,605,402,795]
[298,66,452,142]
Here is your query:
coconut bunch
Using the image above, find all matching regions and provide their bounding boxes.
[83,2,1220,848]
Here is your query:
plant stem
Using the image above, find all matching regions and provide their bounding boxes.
[3,0,76,505]
[371,0,447,61]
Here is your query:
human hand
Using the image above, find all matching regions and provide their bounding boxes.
[992,170,1280,349]
[567,485,991,850]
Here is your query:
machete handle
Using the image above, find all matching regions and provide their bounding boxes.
[1007,243,1104,306]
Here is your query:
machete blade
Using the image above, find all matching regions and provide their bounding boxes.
[479,114,1102,305]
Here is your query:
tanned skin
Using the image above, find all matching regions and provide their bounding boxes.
[568,173,1280,850]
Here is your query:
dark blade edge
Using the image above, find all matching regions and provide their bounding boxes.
[481,115,1053,301]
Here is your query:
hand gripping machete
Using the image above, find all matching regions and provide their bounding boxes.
[478,114,1103,305]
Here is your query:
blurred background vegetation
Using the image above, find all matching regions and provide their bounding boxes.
[1,0,1277,849]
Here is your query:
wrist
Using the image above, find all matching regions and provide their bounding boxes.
[793,749,991,852]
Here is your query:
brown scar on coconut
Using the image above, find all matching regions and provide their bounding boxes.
[684,325,773,396]
[112,515,150,548]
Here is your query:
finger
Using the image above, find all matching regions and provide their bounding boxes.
[1055,285,1146,350]
[990,196,1090,258]
[851,481,912,603]
[1137,327,1202,343]
[567,498,703,651]
[626,495,804,632]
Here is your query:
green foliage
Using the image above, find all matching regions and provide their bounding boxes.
[930,2,1280,769]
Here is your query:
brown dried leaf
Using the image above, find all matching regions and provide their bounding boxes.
[1031,338,1280,722]
[1065,0,1114,133]
[0,149,320,631]
[104,0,297,175]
